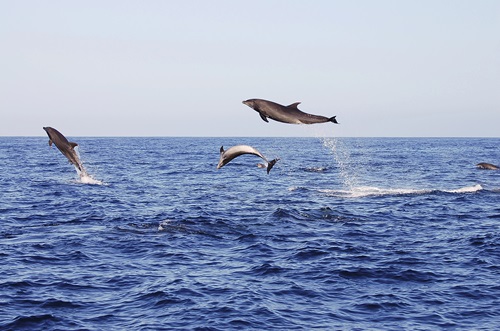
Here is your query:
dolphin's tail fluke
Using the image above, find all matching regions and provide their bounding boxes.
[329,116,339,124]
[267,158,279,174]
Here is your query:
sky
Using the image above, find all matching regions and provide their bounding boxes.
[1,0,499,137]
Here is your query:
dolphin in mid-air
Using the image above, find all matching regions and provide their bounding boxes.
[242,98,339,125]
[476,162,499,170]
[43,127,84,172]
[217,145,279,174]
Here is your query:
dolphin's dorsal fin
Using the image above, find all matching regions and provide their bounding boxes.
[69,142,78,149]
[287,102,301,109]
[259,113,269,123]
[48,139,53,147]
[220,146,225,153]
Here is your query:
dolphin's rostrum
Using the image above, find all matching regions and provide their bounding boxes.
[217,145,279,174]
[243,98,338,125]
[43,126,84,173]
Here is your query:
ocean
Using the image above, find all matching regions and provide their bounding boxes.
[1,136,499,330]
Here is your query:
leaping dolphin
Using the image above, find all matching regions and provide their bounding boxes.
[43,127,84,172]
[242,98,339,125]
[476,162,499,170]
[217,145,279,174]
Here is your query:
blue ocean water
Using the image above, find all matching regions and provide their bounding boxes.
[1,136,499,330]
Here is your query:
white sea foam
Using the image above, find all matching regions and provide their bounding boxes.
[74,167,104,185]
[444,184,483,193]
[304,166,328,173]
[319,186,430,198]
[158,219,174,231]
[319,184,483,198]
[79,173,105,185]
[71,160,105,185]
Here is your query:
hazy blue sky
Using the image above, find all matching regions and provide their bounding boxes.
[1,1,499,137]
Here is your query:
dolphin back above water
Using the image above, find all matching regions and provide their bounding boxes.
[217,145,278,174]
[243,98,338,125]
[476,162,499,170]
[43,126,84,172]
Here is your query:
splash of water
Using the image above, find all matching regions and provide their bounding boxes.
[301,125,359,190]
[73,148,104,185]
[79,172,104,185]
[320,137,358,190]
[73,165,104,185]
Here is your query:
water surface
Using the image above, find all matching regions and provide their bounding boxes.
[1,137,499,330]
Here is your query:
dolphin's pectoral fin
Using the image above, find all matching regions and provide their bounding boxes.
[69,142,78,149]
[259,113,269,123]
[220,146,225,154]
[48,139,53,147]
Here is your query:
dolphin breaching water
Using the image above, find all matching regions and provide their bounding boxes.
[242,98,339,125]
[43,127,85,173]
[476,162,499,170]
[217,145,279,174]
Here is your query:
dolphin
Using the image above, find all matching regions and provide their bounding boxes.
[217,145,279,174]
[43,127,84,172]
[242,98,339,125]
[476,162,499,170]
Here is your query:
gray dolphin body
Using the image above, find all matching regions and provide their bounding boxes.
[217,145,278,174]
[476,162,499,170]
[243,98,338,125]
[43,127,84,172]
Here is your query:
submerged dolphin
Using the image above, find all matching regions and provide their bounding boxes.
[242,98,339,125]
[217,145,279,174]
[43,127,84,172]
[476,162,499,170]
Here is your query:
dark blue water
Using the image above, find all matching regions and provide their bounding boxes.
[1,137,499,330]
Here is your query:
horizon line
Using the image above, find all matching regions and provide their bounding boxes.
[1,135,499,139]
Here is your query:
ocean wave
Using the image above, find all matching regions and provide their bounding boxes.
[2,314,63,330]
[338,267,438,283]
